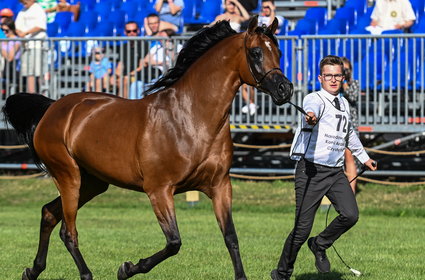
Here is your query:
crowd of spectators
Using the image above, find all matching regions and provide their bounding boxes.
[0,0,422,98]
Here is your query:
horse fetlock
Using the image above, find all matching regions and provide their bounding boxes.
[22,268,38,280]
[167,239,182,256]
[117,261,134,280]
[80,272,93,280]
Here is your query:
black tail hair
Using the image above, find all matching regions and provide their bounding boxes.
[2,93,55,169]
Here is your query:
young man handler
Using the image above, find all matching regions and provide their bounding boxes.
[271,55,377,280]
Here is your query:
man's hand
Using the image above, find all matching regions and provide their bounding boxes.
[364,159,377,171]
[305,112,317,125]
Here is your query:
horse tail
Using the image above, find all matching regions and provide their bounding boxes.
[2,93,55,169]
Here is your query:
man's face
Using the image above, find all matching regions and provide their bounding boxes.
[124,23,139,37]
[318,64,344,95]
[147,16,160,35]
[261,2,272,17]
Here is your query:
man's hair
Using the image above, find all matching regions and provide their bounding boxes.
[147,13,160,19]
[319,55,343,74]
[125,21,139,28]
[262,0,275,4]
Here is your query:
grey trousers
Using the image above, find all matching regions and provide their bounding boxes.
[276,158,359,275]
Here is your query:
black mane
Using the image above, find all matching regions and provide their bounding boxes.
[145,21,237,94]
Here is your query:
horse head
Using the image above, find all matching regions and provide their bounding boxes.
[241,16,293,106]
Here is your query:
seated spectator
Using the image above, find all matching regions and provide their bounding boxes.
[0,17,21,86]
[210,0,250,32]
[112,21,151,99]
[153,0,184,34]
[258,0,285,34]
[366,0,416,34]
[37,0,57,23]
[0,8,14,38]
[142,29,182,80]
[44,0,80,22]
[144,13,166,36]
[87,47,111,92]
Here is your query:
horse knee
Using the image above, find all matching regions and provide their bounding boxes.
[167,238,182,256]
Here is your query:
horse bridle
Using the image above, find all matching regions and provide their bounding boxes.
[244,33,282,90]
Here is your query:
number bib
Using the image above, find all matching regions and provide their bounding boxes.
[290,91,351,167]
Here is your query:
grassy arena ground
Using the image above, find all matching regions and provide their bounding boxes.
[0,178,424,279]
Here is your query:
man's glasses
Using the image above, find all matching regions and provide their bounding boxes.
[94,52,102,55]
[125,29,138,34]
[321,73,344,81]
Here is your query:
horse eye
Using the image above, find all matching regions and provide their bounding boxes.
[249,47,263,60]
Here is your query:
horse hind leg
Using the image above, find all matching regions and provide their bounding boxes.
[211,178,247,280]
[23,164,108,280]
[117,188,181,280]
[57,170,109,280]
[22,197,63,280]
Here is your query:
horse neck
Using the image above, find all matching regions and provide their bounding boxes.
[174,34,245,114]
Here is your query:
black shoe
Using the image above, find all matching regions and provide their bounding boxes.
[270,269,290,280]
[308,237,330,273]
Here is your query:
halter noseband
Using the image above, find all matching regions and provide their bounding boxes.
[244,33,282,89]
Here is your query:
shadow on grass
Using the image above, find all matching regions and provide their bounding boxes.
[295,272,345,280]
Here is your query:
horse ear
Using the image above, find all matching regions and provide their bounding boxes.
[268,17,279,35]
[247,15,259,34]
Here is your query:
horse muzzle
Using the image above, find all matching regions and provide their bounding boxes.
[260,73,293,106]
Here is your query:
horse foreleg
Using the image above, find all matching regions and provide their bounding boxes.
[117,189,181,280]
[22,197,63,280]
[212,179,247,280]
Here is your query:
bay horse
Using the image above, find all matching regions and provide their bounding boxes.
[3,16,293,280]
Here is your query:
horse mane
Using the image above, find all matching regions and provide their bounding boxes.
[144,21,237,94]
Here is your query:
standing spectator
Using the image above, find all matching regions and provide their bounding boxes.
[153,0,184,34]
[271,55,377,280]
[113,21,150,99]
[142,29,182,81]
[15,0,48,94]
[0,8,15,38]
[211,0,250,32]
[1,17,21,90]
[87,47,111,92]
[258,0,285,34]
[44,0,81,22]
[341,57,361,194]
[366,0,416,34]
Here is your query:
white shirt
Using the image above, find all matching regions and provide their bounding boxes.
[15,3,47,49]
[370,0,416,30]
[148,42,183,72]
[290,89,370,167]
[258,15,284,33]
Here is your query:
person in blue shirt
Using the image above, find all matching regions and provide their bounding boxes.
[153,0,184,34]
[88,47,111,92]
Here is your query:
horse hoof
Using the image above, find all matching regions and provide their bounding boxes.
[22,268,36,280]
[117,261,133,280]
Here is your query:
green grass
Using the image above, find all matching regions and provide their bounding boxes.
[0,178,424,279]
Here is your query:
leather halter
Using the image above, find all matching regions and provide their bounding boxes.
[244,33,282,90]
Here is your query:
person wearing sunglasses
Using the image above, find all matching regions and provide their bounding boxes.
[113,21,151,99]
[1,17,21,88]
[271,55,377,280]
